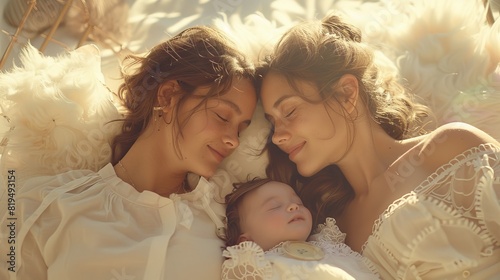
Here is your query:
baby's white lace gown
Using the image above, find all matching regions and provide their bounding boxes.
[222,218,380,280]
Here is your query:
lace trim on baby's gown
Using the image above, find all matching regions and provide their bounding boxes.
[310,218,380,277]
[312,217,346,243]
[361,143,500,258]
[222,241,273,280]
[222,218,380,279]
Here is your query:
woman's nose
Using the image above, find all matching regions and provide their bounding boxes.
[271,122,290,145]
[222,128,239,149]
[222,126,240,149]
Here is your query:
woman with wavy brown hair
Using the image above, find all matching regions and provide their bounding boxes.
[260,14,500,279]
[5,26,257,280]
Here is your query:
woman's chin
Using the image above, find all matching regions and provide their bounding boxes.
[297,165,319,178]
[197,166,218,179]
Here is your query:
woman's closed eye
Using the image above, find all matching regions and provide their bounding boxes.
[284,108,296,118]
[215,112,229,122]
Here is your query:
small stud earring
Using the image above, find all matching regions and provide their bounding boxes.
[153,106,165,124]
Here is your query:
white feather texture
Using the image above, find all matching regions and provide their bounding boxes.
[213,14,289,182]
[0,44,120,186]
[213,13,290,65]
[336,0,500,139]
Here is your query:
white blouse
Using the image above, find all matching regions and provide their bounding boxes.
[1,163,232,280]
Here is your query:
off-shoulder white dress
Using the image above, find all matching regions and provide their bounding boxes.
[0,164,229,280]
[362,143,500,279]
[222,218,379,280]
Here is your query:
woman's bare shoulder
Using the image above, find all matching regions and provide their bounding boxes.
[426,122,498,149]
[415,122,499,169]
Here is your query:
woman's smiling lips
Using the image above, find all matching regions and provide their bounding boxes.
[208,146,228,162]
[286,142,305,160]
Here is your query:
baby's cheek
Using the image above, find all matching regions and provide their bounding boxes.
[266,213,287,226]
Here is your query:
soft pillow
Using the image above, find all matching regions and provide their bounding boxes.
[0,43,121,187]
[218,102,270,184]
[213,13,287,185]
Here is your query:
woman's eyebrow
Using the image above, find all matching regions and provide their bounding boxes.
[218,98,252,126]
[218,98,241,114]
[272,95,295,109]
[263,95,296,122]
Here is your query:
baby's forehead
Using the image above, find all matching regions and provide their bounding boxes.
[246,182,298,201]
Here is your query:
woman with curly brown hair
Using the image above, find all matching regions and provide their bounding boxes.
[4,26,257,280]
[261,14,500,279]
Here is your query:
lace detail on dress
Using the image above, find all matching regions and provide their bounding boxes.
[222,241,272,280]
[222,219,381,279]
[362,143,500,254]
[417,144,500,253]
[311,217,346,243]
[309,217,380,277]
[361,143,500,278]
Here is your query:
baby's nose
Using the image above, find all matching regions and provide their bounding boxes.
[287,203,299,212]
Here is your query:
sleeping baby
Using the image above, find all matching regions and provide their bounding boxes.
[222,178,379,279]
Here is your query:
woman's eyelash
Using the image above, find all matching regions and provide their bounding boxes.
[215,113,228,122]
[285,108,296,118]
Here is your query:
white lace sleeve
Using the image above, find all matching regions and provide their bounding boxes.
[309,218,380,278]
[221,241,273,280]
[309,217,346,244]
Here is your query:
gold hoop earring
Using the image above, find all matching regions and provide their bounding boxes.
[164,113,173,125]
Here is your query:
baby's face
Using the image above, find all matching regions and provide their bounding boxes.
[238,181,313,251]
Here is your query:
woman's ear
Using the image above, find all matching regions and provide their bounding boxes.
[338,74,359,114]
[157,80,181,111]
